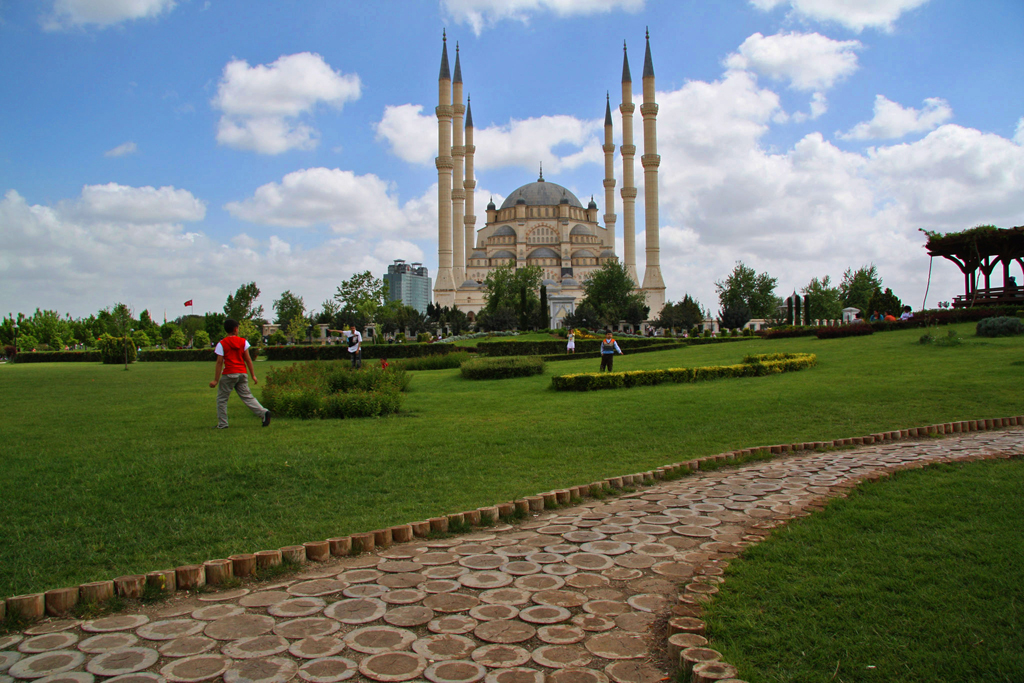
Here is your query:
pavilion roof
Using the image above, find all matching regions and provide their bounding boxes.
[924,225,1024,259]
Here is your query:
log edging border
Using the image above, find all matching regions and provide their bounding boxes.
[3,416,1023,632]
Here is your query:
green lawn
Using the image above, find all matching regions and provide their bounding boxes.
[0,324,1021,597]
[704,458,1024,683]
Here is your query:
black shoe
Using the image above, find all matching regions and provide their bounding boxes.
[262,411,272,427]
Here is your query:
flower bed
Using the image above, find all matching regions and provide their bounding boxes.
[551,352,817,391]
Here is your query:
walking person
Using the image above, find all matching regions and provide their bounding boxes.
[209,319,271,429]
[566,328,576,354]
[348,324,362,368]
[599,330,623,372]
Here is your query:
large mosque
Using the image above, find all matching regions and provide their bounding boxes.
[432,32,666,325]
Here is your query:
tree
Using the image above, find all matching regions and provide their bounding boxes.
[839,265,882,314]
[715,262,779,320]
[720,302,751,331]
[536,284,549,329]
[441,306,469,335]
[579,261,649,326]
[314,299,341,325]
[192,330,210,348]
[562,301,601,331]
[160,322,179,342]
[867,287,903,317]
[111,302,134,369]
[204,312,227,343]
[273,290,306,326]
[335,271,388,325]
[286,314,308,342]
[168,329,187,348]
[482,263,542,320]
[477,306,518,331]
[237,319,262,348]
[177,314,205,343]
[224,282,264,322]
[656,295,705,333]
[802,276,843,322]
[132,330,150,348]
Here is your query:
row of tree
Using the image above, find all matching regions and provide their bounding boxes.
[2,260,906,351]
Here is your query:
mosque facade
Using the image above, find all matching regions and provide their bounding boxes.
[432,32,666,326]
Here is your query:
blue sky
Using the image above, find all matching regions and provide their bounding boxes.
[1,0,1022,319]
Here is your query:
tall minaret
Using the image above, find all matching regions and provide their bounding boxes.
[463,96,477,276]
[619,42,638,284]
[451,43,466,286]
[640,29,665,315]
[434,31,455,306]
[602,93,617,250]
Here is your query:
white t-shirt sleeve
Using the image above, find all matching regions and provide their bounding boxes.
[244,339,251,350]
[214,342,224,356]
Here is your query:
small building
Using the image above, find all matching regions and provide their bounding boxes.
[385,260,432,314]
[842,307,861,323]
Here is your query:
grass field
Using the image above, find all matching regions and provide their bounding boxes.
[1,324,1021,597]
[704,458,1024,683]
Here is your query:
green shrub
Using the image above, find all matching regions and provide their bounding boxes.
[138,349,217,362]
[764,325,817,339]
[262,361,407,419]
[132,330,150,348]
[976,316,1024,337]
[10,350,103,363]
[416,332,431,343]
[551,353,817,391]
[268,330,288,346]
[192,330,210,348]
[461,356,545,380]
[816,323,874,340]
[390,352,470,371]
[476,337,675,357]
[262,342,458,362]
[97,334,137,364]
[167,329,187,348]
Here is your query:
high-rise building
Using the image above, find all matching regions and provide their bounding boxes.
[385,260,432,314]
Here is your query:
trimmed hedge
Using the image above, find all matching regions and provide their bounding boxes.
[476,337,671,357]
[763,326,818,339]
[816,323,875,339]
[262,343,460,362]
[460,356,545,380]
[551,352,817,391]
[139,349,218,362]
[389,352,471,371]
[10,350,102,363]
[543,342,686,362]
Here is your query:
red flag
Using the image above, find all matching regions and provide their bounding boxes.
[184,299,193,307]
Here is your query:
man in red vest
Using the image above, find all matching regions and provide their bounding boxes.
[209,319,271,429]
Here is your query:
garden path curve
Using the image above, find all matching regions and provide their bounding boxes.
[2,428,1021,683]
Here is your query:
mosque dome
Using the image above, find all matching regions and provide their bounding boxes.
[500,180,584,210]
[588,197,598,210]
[561,278,580,287]
[460,279,481,288]
[600,249,616,258]
[492,225,516,236]
[570,224,593,235]
[528,247,559,259]
[491,250,516,259]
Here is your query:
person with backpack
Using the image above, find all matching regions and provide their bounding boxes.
[600,329,623,371]
[209,318,271,429]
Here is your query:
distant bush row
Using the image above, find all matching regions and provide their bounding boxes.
[551,352,817,391]
[262,343,463,362]
[460,356,545,380]
[976,316,1024,337]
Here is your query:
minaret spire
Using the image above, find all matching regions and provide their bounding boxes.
[602,92,617,252]
[619,40,638,284]
[640,29,665,316]
[434,31,456,306]
[538,163,544,182]
[451,40,467,286]
[463,94,477,282]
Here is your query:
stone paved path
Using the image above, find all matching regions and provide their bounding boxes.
[2,429,1021,683]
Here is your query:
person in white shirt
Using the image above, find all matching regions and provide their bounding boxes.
[348,325,362,368]
[566,329,575,354]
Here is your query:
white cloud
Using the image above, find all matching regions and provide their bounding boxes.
[213,53,361,155]
[1016,117,1024,146]
[0,188,420,319]
[840,95,953,140]
[725,32,861,92]
[44,0,175,30]
[749,0,931,33]
[442,0,644,35]
[376,105,602,173]
[104,142,138,157]
[66,183,206,224]
[375,105,439,164]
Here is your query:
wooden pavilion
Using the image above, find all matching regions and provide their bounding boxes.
[924,225,1024,307]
